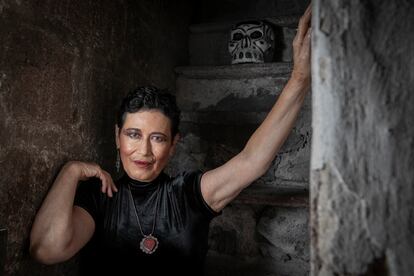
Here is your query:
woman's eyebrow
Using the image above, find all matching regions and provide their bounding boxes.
[124,128,167,137]
[151,132,168,137]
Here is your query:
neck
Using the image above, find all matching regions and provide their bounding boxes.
[122,172,165,190]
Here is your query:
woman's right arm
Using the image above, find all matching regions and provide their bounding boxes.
[29,161,117,264]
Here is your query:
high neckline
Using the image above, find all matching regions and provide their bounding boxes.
[120,172,166,191]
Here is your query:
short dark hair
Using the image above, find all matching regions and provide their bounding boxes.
[117,86,181,137]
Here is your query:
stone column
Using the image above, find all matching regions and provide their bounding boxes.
[311,1,414,275]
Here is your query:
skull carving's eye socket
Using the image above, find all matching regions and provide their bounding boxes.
[232,32,244,41]
[250,31,263,39]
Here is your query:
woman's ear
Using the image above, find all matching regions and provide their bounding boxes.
[115,125,120,149]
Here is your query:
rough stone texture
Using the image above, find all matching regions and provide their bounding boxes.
[0,0,192,275]
[171,63,311,193]
[206,204,310,276]
[168,61,311,275]
[311,1,414,275]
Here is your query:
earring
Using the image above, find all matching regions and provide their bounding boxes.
[116,149,120,173]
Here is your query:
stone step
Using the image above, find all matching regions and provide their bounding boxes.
[189,17,299,66]
[166,62,311,195]
[235,187,308,207]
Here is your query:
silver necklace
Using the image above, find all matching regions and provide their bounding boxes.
[127,182,161,254]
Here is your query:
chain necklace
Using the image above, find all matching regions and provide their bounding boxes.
[127,182,161,254]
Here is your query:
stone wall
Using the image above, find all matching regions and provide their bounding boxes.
[171,62,311,276]
[311,1,414,275]
[168,1,311,275]
[0,1,191,275]
[193,0,308,23]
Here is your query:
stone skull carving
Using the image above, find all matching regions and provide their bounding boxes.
[228,21,275,64]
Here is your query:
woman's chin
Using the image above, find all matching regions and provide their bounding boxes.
[126,169,159,183]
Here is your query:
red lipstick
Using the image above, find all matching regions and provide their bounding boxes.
[133,160,153,168]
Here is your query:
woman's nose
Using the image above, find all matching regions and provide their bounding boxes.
[137,138,152,156]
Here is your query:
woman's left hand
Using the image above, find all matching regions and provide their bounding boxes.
[291,4,312,89]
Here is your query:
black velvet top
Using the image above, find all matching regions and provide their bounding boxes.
[74,170,220,275]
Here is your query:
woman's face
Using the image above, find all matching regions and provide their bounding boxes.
[116,110,178,182]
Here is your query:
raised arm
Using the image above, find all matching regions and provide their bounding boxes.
[201,5,312,212]
[29,161,117,264]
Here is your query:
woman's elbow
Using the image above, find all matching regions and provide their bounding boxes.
[29,240,70,265]
[240,149,273,179]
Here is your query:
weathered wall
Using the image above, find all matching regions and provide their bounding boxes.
[311,1,414,275]
[0,0,192,275]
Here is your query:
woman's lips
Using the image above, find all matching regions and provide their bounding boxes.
[133,160,153,168]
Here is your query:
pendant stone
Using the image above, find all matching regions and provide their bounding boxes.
[140,234,159,254]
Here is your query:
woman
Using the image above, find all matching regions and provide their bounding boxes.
[30,6,311,276]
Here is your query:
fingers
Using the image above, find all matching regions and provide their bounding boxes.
[291,5,311,85]
[292,3,312,69]
[69,161,118,197]
[293,4,312,46]
[302,4,312,26]
[302,27,312,55]
[298,27,312,58]
[76,161,118,197]
[97,168,118,198]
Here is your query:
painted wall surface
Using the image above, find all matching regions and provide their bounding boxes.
[311,1,414,275]
[0,1,191,274]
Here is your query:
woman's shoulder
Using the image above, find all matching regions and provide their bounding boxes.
[166,169,221,219]
[166,169,204,186]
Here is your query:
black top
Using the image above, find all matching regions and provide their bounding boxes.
[74,170,220,276]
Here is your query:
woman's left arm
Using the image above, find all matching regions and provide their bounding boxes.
[201,5,311,212]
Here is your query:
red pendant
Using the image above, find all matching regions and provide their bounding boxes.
[140,234,159,254]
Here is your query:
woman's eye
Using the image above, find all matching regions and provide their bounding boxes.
[151,136,166,142]
[127,132,140,139]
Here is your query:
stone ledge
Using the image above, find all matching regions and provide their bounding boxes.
[235,192,309,207]
[175,62,292,79]
[182,111,268,124]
